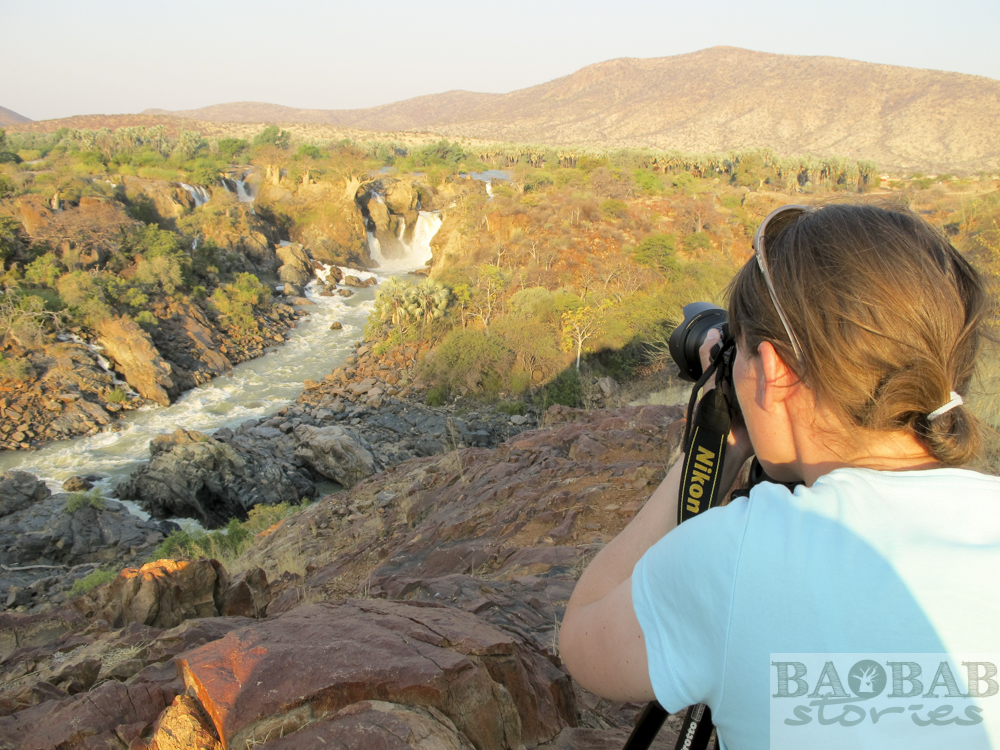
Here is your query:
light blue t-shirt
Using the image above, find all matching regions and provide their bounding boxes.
[632,468,1000,750]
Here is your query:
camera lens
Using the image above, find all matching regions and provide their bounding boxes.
[668,302,727,381]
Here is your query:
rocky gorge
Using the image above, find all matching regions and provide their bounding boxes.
[0,404,686,749]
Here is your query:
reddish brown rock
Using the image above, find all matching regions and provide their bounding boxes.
[263,700,476,749]
[177,599,576,750]
[97,316,176,406]
[0,680,177,750]
[144,694,221,750]
[217,567,270,618]
[97,559,229,629]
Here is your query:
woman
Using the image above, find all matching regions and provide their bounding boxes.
[559,203,1000,749]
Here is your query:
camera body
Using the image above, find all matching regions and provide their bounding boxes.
[668,302,736,388]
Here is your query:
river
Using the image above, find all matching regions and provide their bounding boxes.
[0,271,381,516]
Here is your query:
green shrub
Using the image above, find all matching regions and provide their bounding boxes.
[425,385,448,407]
[0,353,31,381]
[538,368,582,408]
[211,272,268,334]
[686,231,711,251]
[151,500,309,567]
[106,386,128,403]
[600,199,628,220]
[66,489,105,513]
[70,568,117,596]
[496,400,527,416]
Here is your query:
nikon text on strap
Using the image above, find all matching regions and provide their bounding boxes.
[627,351,733,750]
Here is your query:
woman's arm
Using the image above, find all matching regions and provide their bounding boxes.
[557,457,682,700]
[559,329,751,699]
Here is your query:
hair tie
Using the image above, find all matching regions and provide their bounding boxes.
[927,391,963,421]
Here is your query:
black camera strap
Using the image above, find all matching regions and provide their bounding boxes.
[626,352,734,750]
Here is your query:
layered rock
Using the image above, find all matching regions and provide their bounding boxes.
[275,242,314,287]
[97,316,177,406]
[0,405,689,749]
[0,471,176,614]
[177,599,575,750]
[116,428,315,529]
[94,559,270,628]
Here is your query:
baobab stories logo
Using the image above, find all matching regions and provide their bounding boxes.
[769,653,997,749]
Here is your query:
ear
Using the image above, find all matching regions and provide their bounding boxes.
[756,341,799,409]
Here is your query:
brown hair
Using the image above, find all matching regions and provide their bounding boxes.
[728,203,989,466]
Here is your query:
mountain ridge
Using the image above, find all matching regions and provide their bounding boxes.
[0,105,32,126]
[10,47,1000,172]
[139,47,1000,172]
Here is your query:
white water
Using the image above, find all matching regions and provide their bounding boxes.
[55,333,134,393]
[367,211,442,272]
[179,183,211,208]
[235,180,253,203]
[0,283,377,503]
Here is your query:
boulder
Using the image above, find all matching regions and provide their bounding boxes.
[177,600,576,750]
[97,316,176,406]
[276,243,314,287]
[385,181,418,214]
[97,559,228,629]
[0,471,51,517]
[329,321,343,330]
[62,476,93,492]
[342,274,377,288]
[146,694,222,750]
[117,429,314,529]
[293,424,380,488]
[365,196,391,231]
[282,281,304,297]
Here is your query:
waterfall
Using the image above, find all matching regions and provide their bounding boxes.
[235,179,254,204]
[235,179,256,215]
[56,333,135,394]
[485,181,494,199]
[366,211,442,272]
[179,183,210,208]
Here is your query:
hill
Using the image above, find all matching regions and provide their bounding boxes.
[144,47,1000,173]
[0,106,32,126]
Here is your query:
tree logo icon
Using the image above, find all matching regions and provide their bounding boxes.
[848,660,887,699]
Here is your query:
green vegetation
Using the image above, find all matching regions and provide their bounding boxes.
[70,567,117,596]
[151,500,310,568]
[65,488,105,513]
[1,119,997,437]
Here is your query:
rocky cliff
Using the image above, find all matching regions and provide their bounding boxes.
[0,405,686,749]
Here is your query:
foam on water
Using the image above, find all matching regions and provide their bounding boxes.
[0,280,376,505]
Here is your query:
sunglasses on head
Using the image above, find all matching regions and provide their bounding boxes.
[751,204,816,366]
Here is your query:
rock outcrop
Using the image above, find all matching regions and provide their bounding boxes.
[0,405,688,749]
[178,599,575,749]
[0,471,174,613]
[94,559,270,628]
[116,428,315,529]
[97,316,177,406]
[275,242,314,287]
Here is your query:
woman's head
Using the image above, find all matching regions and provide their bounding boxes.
[728,202,989,466]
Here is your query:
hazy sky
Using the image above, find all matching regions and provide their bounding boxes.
[5,0,999,121]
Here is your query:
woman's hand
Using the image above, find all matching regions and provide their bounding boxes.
[699,329,754,489]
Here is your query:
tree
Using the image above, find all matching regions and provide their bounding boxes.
[561,300,611,369]
[0,292,63,349]
[253,126,290,150]
[632,233,677,273]
[472,265,508,333]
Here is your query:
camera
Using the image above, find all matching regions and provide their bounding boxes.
[668,302,735,384]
